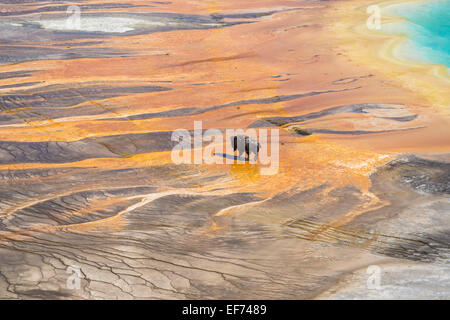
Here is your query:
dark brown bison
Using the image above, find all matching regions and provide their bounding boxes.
[230,135,261,161]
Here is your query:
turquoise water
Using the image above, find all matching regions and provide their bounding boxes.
[382,0,450,68]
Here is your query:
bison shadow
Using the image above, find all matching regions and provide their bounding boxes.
[214,152,250,162]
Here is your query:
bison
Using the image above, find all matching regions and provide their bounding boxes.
[230,135,261,161]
